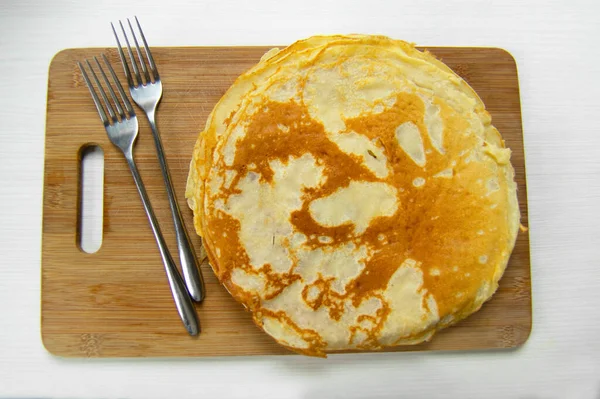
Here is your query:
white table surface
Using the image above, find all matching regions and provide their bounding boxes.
[1,0,600,397]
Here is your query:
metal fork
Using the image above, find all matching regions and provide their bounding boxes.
[112,17,206,303]
[78,55,199,336]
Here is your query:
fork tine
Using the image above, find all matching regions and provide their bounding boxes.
[78,62,109,125]
[94,56,125,119]
[86,60,118,123]
[134,16,159,80]
[111,22,135,89]
[101,54,136,118]
[119,20,143,87]
[127,18,151,84]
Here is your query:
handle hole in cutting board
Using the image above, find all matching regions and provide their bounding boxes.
[78,145,104,253]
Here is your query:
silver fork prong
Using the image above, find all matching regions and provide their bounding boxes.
[127,18,151,84]
[86,59,118,123]
[94,56,125,120]
[102,54,136,118]
[119,20,143,87]
[111,22,135,89]
[78,62,109,126]
[134,16,159,80]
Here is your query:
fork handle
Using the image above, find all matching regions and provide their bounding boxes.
[147,111,206,303]
[124,152,200,336]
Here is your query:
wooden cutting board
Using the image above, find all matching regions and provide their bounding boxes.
[42,46,532,357]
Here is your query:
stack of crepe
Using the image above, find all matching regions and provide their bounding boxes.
[186,35,520,357]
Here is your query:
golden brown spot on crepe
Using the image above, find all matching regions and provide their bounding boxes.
[349,296,390,348]
[259,263,302,301]
[257,308,327,357]
[291,202,354,247]
[203,210,248,281]
[226,100,378,243]
[205,212,303,310]
[346,242,405,307]
[302,274,332,310]
[301,274,345,321]
[223,109,237,127]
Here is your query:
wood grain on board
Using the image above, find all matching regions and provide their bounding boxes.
[41,46,531,357]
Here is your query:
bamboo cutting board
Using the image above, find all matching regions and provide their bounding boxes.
[42,46,531,357]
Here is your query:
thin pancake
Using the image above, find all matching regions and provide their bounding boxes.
[186,35,520,357]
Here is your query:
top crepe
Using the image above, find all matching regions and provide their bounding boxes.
[186,35,520,357]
